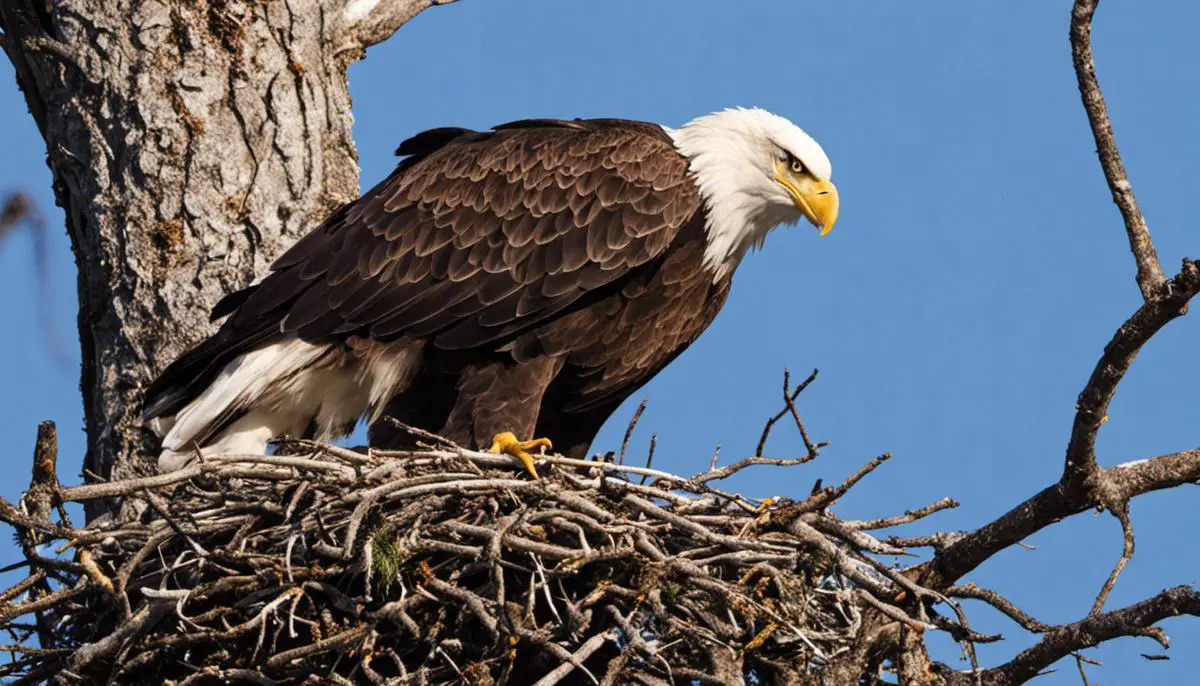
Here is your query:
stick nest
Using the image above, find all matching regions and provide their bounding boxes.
[0,420,955,685]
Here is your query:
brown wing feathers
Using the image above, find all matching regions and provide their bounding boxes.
[142,118,702,420]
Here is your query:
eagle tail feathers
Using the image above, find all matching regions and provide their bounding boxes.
[157,338,330,453]
[149,337,422,473]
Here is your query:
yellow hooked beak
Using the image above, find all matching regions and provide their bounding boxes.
[775,164,840,237]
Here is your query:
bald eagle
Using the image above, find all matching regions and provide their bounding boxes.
[143,107,838,475]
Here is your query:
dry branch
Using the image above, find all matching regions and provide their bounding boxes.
[936,586,1200,686]
[1070,0,1164,299]
[913,0,1200,595]
[894,2,1200,681]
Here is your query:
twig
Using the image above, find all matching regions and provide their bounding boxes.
[756,369,819,457]
[530,631,615,686]
[798,453,890,513]
[855,590,933,633]
[1090,504,1134,615]
[947,583,1055,634]
[1075,652,1093,686]
[618,399,647,466]
[637,434,657,486]
[781,370,824,458]
[692,455,821,485]
[975,586,1199,685]
[67,602,169,672]
[919,447,1200,590]
[845,498,959,531]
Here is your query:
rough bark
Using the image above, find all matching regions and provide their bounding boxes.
[0,0,448,519]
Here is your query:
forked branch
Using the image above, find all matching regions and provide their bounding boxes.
[937,586,1200,686]
[917,0,1200,594]
[334,0,458,54]
[901,1,1200,680]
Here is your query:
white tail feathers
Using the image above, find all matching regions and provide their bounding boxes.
[152,336,421,473]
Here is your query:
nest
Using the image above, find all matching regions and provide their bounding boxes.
[0,411,958,685]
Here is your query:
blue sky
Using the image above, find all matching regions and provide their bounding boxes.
[1,1,1197,681]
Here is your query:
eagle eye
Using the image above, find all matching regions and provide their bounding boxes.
[788,154,806,175]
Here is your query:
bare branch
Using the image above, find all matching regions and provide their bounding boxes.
[965,586,1200,686]
[886,531,967,553]
[1063,260,1200,483]
[637,433,658,486]
[845,497,960,531]
[618,399,647,466]
[531,631,616,686]
[756,368,821,457]
[796,453,890,513]
[67,601,170,673]
[691,454,820,485]
[917,253,1198,592]
[948,583,1056,634]
[1075,653,1097,686]
[781,370,823,458]
[919,448,1200,589]
[334,0,457,53]
[1070,0,1164,299]
[1090,504,1134,615]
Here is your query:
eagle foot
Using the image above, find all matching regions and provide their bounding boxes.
[488,431,552,480]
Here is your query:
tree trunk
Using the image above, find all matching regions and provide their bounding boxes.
[0,0,445,519]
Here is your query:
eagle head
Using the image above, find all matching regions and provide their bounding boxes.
[667,107,839,277]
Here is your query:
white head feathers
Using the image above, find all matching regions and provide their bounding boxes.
[666,107,834,279]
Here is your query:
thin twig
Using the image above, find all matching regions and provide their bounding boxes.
[947,584,1055,634]
[638,434,657,486]
[1090,504,1134,615]
[618,399,647,466]
[756,369,819,457]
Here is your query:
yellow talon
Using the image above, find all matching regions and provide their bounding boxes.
[754,496,779,519]
[489,431,551,480]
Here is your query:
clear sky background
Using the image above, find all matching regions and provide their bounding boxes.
[1,1,1196,682]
